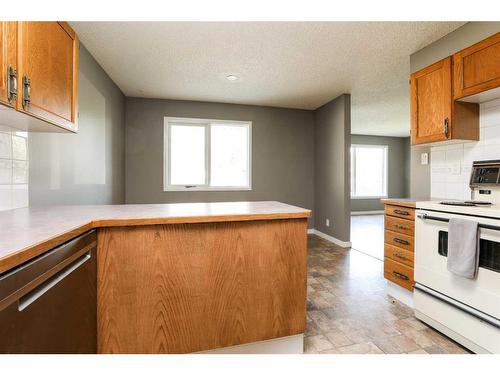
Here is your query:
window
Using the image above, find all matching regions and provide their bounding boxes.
[164,117,251,191]
[350,144,388,198]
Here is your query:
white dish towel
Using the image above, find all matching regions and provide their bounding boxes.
[447,218,480,279]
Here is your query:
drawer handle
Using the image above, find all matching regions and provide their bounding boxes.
[393,252,408,262]
[17,252,91,312]
[394,224,410,230]
[393,209,410,216]
[393,238,410,246]
[393,271,409,281]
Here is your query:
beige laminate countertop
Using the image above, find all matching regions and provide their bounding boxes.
[0,201,311,273]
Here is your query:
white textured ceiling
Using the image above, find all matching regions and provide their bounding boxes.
[71,22,465,137]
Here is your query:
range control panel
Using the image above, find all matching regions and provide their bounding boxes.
[470,160,500,186]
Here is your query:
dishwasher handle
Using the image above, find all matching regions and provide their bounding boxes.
[18,252,91,312]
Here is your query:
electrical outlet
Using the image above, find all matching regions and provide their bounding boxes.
[326,219,330,227]
[421,153,429,165]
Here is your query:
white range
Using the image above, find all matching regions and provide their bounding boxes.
[414,159,500,354]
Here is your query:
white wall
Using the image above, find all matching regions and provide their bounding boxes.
[430,98,500,200]
[0,127,29,211]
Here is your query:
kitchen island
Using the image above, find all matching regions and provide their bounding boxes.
[0,201,310,354]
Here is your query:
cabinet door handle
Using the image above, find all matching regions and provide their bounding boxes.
[393,252,408,262]
[22,75,31,110]
[7,65,17,103]
[393,238,410,246]
[444,117,449,138]
[393,271,409,281]
[393,209,409,216]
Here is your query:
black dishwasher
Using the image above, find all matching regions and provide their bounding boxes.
[0,230,97,353]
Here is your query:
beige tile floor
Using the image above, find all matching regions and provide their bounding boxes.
[304,235,470,354]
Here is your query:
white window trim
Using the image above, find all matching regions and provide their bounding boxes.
[163,117,252,192]
[350,144,388,199]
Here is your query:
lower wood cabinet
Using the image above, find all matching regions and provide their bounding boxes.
[383,201,416,291]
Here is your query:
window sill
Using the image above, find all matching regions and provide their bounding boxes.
[164,186,252,192]
[351,196,388,200]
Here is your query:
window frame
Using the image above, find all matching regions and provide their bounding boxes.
[163,117,252,191]
[350,144,388,199]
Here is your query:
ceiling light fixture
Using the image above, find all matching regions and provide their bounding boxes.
[226,74,239,81]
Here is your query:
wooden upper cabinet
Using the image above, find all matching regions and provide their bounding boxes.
[453,32,500,100]
[410,57,453,145]
[16,22,79,131]
[410,57,479,145]
[0,22,18,108]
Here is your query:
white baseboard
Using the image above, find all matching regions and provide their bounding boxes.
[351,210,384,216]
[308,229,351,248]
[387,280,414,308]
[198,334,304,354]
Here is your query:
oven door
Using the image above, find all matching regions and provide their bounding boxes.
[415,209,500,319]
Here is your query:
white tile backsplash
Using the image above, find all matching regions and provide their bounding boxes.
[430,98,500,200]
[0,129,29,211]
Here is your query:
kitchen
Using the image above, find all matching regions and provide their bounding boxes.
[0,3,500,370]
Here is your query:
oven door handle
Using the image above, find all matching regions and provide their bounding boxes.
[417,213,500,232]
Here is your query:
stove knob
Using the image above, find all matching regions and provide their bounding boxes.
[480,168,487,175]
[478,176,484,183]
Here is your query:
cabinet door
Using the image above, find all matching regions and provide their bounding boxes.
[17,22,79,131]
[410,57,452,145]
[454,32,500,100]
[0,22,17,107]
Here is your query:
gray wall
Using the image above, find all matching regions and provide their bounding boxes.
[314,94,351,242]
[125,98,315,227]
[409,22,500,198]
[350,135,410,212]
[29,45,126,205]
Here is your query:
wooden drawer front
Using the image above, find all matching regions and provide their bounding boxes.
[384,244,414,268]
[384,204,415,220]
[453,32,500,99]
[385,230,413,252]
[385,215,414,236]
[384,258,414,291]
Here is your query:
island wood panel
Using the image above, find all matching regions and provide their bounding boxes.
[97,218,308,354]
